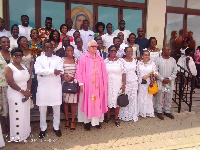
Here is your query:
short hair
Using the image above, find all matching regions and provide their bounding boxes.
[119,20,125,24]
[10,24,18,34]
[106,23,112,27]
[96,39,103,43]
[148,37,157,48]
[185,48,193,55]
[46,17,52,21]
[65,45,74,50]
[21,15,29,19]
[108,45,117,52]
[49,30,60,43]
[65,18,72,23]
[124,46,133,53]
[10,48,23,56]
[113,37,120,42]
[162,44,170,51]
[30,28,38,34]
[83,19,89,23]
[88,40,97,47]
[197,46,200,50]
[143,50,150,55]
[0,36,9,41]
[17,36,27,47]
[127,33,136,43]
[95,22,105,32]
[44,40,53,47]
[60,24,67,33]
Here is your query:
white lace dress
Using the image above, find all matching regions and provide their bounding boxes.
[118,59,138,122]
[105,58,126,108]
[137,60,158,117]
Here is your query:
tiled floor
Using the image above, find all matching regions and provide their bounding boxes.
[2,89,200,150]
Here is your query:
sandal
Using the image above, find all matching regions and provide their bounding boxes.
[70,122,75,132]
[105,117,110,123]
[115,119,120,127]
[65,120,70,128]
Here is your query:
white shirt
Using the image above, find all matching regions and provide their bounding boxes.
[74,47,87,59]
[18,25,32,41]
[67,29,76,37]
[0,29,11,38]
[34,54,64,106]
[102,33,115,53]
[9,36,18,51]
[113,29,131,43]
[79,29,94,49]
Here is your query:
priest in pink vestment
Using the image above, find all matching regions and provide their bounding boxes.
[75,40,108,130]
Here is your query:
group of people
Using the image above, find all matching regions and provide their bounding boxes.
[0,14,198,145]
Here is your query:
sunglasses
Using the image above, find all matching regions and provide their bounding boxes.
[13,53,23,57]
[109,50,117,53]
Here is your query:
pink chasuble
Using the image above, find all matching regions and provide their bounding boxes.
[75,52,108,119]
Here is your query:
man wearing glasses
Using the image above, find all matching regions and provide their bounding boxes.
[75,40,108,131]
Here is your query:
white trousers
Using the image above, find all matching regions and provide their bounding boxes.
[39,105,60,131]
[155,91,173,113]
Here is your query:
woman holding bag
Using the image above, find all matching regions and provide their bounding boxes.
[104,45,126,126]
[62,45,78,131]
[137,50,158,118]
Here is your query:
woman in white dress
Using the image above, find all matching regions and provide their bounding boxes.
[104,45,126,126]
[9,24,19,51]
[137,50,158,118]
[118,46,138,122]
[4,48,31,142]
[147,37,161,62]
[62,45,78,131]
[127,33,140,59]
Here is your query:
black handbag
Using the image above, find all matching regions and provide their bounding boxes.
[117,94,129,107]
[62,81,79,94]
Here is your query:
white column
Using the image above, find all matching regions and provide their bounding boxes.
[146,0,166,49]
[0,0,3,18]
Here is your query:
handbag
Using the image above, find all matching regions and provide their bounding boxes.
[117,93,129,107]
[62,80,79,94]
[148,73,159,95]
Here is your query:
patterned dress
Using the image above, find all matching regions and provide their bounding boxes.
[63,58,78,103]
[104,58,126,108]
[118,59,138,121]
[0,52,9,117]
[137,60,158,117]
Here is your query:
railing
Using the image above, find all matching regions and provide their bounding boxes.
[172,65,198,113]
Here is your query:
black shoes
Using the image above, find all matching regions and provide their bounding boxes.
[84,123,91,131]
[164,113,174,119]
[157,113,164,120]
[53,128,62,137]
[39,130,46,139]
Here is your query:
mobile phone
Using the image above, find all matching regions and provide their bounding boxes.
[22,96,26,102]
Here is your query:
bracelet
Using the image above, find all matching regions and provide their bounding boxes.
[27,89,31,92]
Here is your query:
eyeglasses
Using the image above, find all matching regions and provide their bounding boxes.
[13,53,23,57]
[109,50,117,53]
[90,46,97,48]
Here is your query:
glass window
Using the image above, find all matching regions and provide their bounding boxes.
[98,6,118,33]
[187,15,200,48]
[167,0,185,8]
[187,0,200,9]
[41,0,65,31]
[71,3,93,30]
[166,13,183,44]
[9,0,35,29]
[123,9,142,35]
[124,0,145,3]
